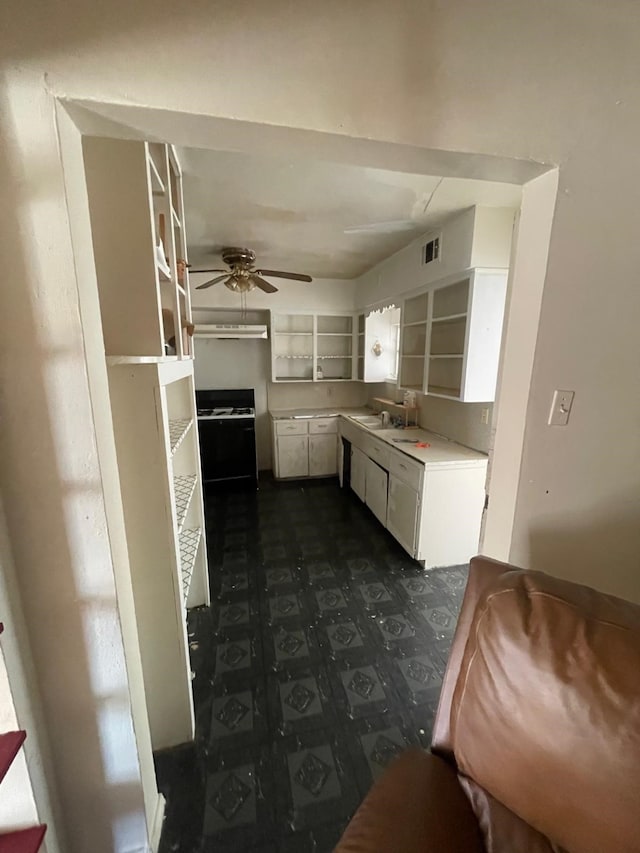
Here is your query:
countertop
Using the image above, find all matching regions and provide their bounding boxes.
[269,407,487,467]
[269,407,371,419]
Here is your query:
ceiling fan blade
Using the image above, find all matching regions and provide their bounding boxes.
[195,273,232,290]
[255,269,312,282]
[191,268,227,273]
[249,274,278,294]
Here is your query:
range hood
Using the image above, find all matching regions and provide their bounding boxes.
[194,323,268,340]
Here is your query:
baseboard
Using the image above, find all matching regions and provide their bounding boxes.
[149,792,166,853]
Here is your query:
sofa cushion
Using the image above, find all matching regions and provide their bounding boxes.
[335,749,483,853]
[458,775,566,853]
[451,569,640,853]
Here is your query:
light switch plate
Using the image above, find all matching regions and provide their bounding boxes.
[548,390,574,426]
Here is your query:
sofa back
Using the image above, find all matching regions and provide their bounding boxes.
[445,566,640,853]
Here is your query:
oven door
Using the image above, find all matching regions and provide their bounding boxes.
[197,417,257,484]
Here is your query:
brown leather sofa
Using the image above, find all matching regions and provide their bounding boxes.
[336,555,640,853]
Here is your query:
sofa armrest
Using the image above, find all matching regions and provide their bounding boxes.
[335,749,483,853]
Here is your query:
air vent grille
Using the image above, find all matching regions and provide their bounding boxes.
[423,236,440,265]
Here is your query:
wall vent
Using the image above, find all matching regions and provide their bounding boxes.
[423,235,440,265]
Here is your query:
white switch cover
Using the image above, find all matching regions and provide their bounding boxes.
[548,390,574,426]
[481,408,490,425]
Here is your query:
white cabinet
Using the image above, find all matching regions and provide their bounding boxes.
[396,268,508,402]
[351,447,367,501]
[272,416,338,478]
[276,434,309,478]
[309,434,338,477]
[339,416,487,567]
[387,474,420,557]
[365,457,388,525]
[271,314,355,382]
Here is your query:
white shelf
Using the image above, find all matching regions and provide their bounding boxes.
[318,355,352,359]
[431,312,467,324]
[403,319,428,327]
[317,333,353,337]
[275,355,313,359]
[428,385,462,399]
[107,355,180,365]
[401,354,426,359]
[168,418,193,456]
[274,332,313,336]
[179,527,202,606]
[430,354,464,359]
[173,474,197,533]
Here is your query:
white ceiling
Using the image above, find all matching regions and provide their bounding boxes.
[181,147,522,279]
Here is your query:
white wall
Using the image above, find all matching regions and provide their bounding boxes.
[2,2,640,847]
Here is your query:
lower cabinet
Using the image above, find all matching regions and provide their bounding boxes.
[387,474,420,557]
[351,446,367,501]
[276,434,309,478]
[365,457,388,525]
[273,416,338,478]
[309,433,338,476]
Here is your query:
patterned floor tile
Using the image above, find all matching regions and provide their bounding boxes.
[157,475,469,853]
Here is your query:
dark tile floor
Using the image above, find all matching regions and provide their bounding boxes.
[156,476,468,853]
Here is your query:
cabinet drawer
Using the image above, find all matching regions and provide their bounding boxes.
[275,419,308,436]
[361,434,390,470]
[339,418,363,449]
[389,451,423,490]
[309,417,338,434]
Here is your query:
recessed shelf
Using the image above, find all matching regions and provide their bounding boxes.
[275,355,313,359]
[168,418,193,456]
[428,385,462,398]
[401,355,426,359]
[275,377,313,382]
[318,355,352,359]
[173,474,197,533]
[274,332,313,336]
[179,527,202,605]
[430,354,464,359]
[403,320,429,328]
[317,333,353,336]
[0,825,47,853]
[0,731,26,784]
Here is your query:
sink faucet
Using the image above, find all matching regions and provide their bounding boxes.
[380,411,390,427]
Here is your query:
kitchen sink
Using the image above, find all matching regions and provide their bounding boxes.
[350,415,384,430]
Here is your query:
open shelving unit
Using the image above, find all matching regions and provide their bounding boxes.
[271,313,356,382]
[399,293,429,391]
[83,139,209,752]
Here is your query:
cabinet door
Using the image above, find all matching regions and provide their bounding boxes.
[387,474,419,557]
[351,447,366,501]
[365,457,388,526]
[276,435,309,478]
[309,434,338,477]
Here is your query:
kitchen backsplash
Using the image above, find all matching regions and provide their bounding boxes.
[369,382,492,453]
[268,381,368,410]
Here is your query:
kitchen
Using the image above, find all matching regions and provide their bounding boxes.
[186,147,517,570]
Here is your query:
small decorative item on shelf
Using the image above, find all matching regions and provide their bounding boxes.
[403,390,417,407]
[316,363,324,380]
[162,309,195,354]
[371,340,383,357]
[176,258,190,285]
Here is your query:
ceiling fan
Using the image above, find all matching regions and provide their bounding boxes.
[193,247,312,293]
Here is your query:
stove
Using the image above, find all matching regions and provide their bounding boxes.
[195,389,257,486]
[197,406,256,420]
